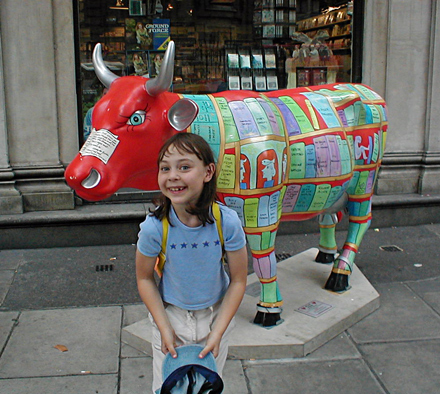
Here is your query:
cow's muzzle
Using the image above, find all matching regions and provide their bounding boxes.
[81,168,101,189]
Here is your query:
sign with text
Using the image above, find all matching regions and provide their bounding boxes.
[147,19,170,50]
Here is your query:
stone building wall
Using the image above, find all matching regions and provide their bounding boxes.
[0,0,439,216]
[363,0,440,196]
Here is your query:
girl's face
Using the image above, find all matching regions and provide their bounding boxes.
[158,144,215,211]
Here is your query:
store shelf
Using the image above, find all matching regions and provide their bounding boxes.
[297,18,350,33]
[253,0,297,40]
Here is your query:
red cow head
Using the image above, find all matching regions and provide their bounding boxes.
[65,41,199,201]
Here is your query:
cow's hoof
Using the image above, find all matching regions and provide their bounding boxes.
[253,311,283,327]
[315,251,335,264]
[324,272,350,292]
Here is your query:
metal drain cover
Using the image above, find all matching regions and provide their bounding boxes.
[276,253,292,262]
[96,264,114,272]
[379,245,403,252]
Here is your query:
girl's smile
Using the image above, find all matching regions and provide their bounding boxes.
[168,186,186,192]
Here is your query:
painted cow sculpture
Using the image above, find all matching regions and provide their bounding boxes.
[65,41,388,326]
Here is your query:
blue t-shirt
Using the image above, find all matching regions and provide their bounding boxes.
[137,204,246,310]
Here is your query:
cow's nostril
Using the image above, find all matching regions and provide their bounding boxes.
[81,169,101,189]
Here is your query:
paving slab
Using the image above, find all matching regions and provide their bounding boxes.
[243,358,386,394]
[122,339,149,359]
[0,374,118,394]
[359,339,440,394]
[348,282,440,343]
[222,359,248,394]
[122,304,150,358]
[122,248,380,359]
[0,270,15,304]
[348,224,440,284]
[0,311,19,350]
[300,332,362,362]
[406,276,440,296]
[0,307,122,378]
[1,245,139,310]
[274,224,440,285]
[420,292,440,315]
[425,223,440,236]
[123,303,148,326]
[0,249,28,269]
[120,357,153,394]
[406,277,440,314]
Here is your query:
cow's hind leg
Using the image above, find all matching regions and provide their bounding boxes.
[248,235,283,327]
[316,213,341,264]
[325,197,372,292]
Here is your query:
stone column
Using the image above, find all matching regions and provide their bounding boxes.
[363,0,437,195]
[0,0,76,212]
[419,1,440,194]
[0,30,23,214]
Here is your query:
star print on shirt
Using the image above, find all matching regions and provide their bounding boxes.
[170,244,177,249]
[180,242,187,249]
[191,243,198,249]
[203,241,209,247]
[214,239,220,246]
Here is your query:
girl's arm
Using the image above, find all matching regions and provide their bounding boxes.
[199,245,248,359]
[135,249,178,358]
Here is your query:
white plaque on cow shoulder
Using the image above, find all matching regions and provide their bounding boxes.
[80,129,119,164]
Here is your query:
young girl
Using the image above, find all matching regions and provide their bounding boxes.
[136,133,248,393]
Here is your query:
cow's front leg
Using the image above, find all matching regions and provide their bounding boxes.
[251,249,283,327]
[316,213,340,264]
[325,197,372,292]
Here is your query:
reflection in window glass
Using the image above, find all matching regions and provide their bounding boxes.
[77,0,354,138]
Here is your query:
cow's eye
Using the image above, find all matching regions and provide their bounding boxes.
[127,111,146,126]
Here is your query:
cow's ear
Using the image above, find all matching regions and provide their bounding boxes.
[167,98,199,131]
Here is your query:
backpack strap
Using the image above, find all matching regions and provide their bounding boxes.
[155,215,169,277]
[212,202,225,263]
[155,202,224,277]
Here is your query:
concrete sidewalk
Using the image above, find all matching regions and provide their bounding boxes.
[1,224,440,393]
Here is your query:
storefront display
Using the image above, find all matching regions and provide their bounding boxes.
[77,1,356,142]
[287,4,352,87]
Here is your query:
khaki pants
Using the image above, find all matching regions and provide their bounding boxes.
[150,300,234,393]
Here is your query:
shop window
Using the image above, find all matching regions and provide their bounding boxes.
[288,2,355,88]
[76,0,361,145]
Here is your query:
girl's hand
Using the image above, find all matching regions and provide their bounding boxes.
[199,331,222,359]
[135,250,178,358]
[199,246,248,360]
[161,327,178,358]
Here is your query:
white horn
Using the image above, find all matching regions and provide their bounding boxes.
[92,43,119,88]
[146,41,175,96]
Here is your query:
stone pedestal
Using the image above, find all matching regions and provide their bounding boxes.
[122,248,380,359]
[0,182,23,214]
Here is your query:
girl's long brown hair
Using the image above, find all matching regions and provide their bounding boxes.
[151,133,217,225]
